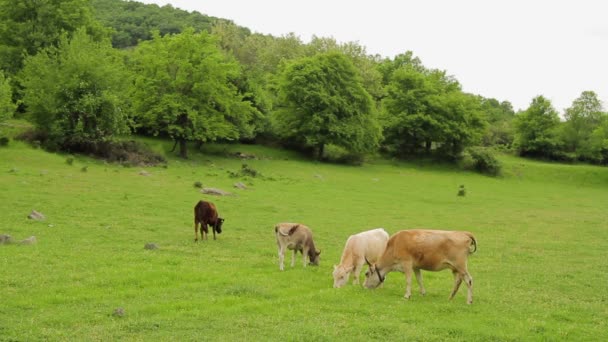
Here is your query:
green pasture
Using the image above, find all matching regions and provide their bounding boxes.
[1,134,607,341]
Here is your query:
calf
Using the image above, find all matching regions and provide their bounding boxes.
[194,200,224,241]
[275,223,321,271]
[333,228,389,288]
[364,229,477,304]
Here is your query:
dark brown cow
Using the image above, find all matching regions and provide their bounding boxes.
[194,200,224,241]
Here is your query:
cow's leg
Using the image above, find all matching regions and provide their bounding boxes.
[414,268,426,296]
[352,263,362,285]
[291,249,297,267]
[463,271,473,304]
[404,266,413,299]
[449,270,463,300]
[203,223,208,240]
[278,245,285,271]
[302,247,308,268]
[212,224,217,240]
[194,221,199,242]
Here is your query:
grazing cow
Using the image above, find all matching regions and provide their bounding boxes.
[364,229,477,304]
[333,228,389,288]
[194,200,224,241]
[275,223,321,271]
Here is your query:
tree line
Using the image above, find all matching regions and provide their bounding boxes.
[0,0,606,166]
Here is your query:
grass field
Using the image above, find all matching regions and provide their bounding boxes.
[1,128,607,341]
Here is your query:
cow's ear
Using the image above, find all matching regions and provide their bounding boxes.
[316,249,321,255]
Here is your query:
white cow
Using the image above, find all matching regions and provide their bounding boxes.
[332,228,389,288]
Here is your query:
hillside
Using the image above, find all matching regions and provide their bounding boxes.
[1,129,607,340]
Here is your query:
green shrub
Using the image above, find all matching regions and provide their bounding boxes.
[66,156,75,165]
[0,136,9,146]
[462,147,502,176]
[193,181,203,188]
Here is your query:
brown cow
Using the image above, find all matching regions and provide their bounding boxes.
[275,223,321,271]
[194,200,224,241]
[364,229,477,304]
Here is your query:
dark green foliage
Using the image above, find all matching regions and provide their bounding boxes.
[91,0,238,48]
[193,181,203,188]
[514,96,562,159]
[0,0,107,75]
[0,136,9,146]
[457,184,466,196]
[228,163,259,178]
[277,52,382,160]
[66,157,74,165]
[19,29,131,151]
[461,147,502,176]
[381,66,486,159]
[0,71,15,123]
[130,29,259,159]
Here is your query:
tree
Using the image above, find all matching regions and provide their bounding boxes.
[0,0,106,75]
[19,28,130,150]
[0,71,15,125]
[561,91,605,159]
[514,96,562,158]
[479,97,515,146]
[277,52,382,160]
[130,29,259,158]
[381,65,485,159]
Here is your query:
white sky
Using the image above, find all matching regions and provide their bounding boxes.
[139,0,608,113]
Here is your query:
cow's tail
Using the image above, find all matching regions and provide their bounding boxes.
[466,232,477,254]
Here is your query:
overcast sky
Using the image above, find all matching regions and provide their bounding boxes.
[139,0,608,113]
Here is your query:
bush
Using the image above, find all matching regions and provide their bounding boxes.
[322,144,365,165]
[193,181,203,188]
[0,136,9,146]
[461,147,502,176]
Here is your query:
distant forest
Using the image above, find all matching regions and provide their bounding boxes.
[1,0,606,168]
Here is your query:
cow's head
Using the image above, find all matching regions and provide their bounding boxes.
[363,258,384,289]
[309,249,321,266]
[215,218,225,233]
[332,265,353,288]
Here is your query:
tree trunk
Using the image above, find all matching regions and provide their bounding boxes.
[170,139,178,152]
[425,140,432,153]
[317,143,325,160]
[179,138,188,159]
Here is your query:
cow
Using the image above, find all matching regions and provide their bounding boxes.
[194,200,224,241]
[275,223,321,271]
[332,228,389,288]
[363,229,477,304]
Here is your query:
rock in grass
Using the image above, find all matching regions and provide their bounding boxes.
[27,210,45,221]
[201,187,231,196]
[113,307,125,317]
[144,243,159,250]
[138,170,151,176]
[233,182,247,189]
[20,236,37,245]
[0,234,12,244]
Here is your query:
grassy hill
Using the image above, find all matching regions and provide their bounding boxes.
[1,128,607,340]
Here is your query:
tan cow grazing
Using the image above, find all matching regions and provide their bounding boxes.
[194,200,224,241]
[363,229,477,304]
[275,223,321,271]
[333,228,389,288]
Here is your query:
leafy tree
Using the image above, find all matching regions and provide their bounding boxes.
[514,96,562,158]
[587,116,608,164]
[277,52,382,160]
[561,91,605,158]
[0,71,15,124]
[19,29,130,150]
[479,97,515,146]
[381,65,485,158]
[130,29,259,158]
[0,0,106,75]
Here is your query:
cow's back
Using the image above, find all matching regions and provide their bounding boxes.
[195,200,218,223]
[350,228,389,259]
[275,223,311,249]
[388,229,473,270]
